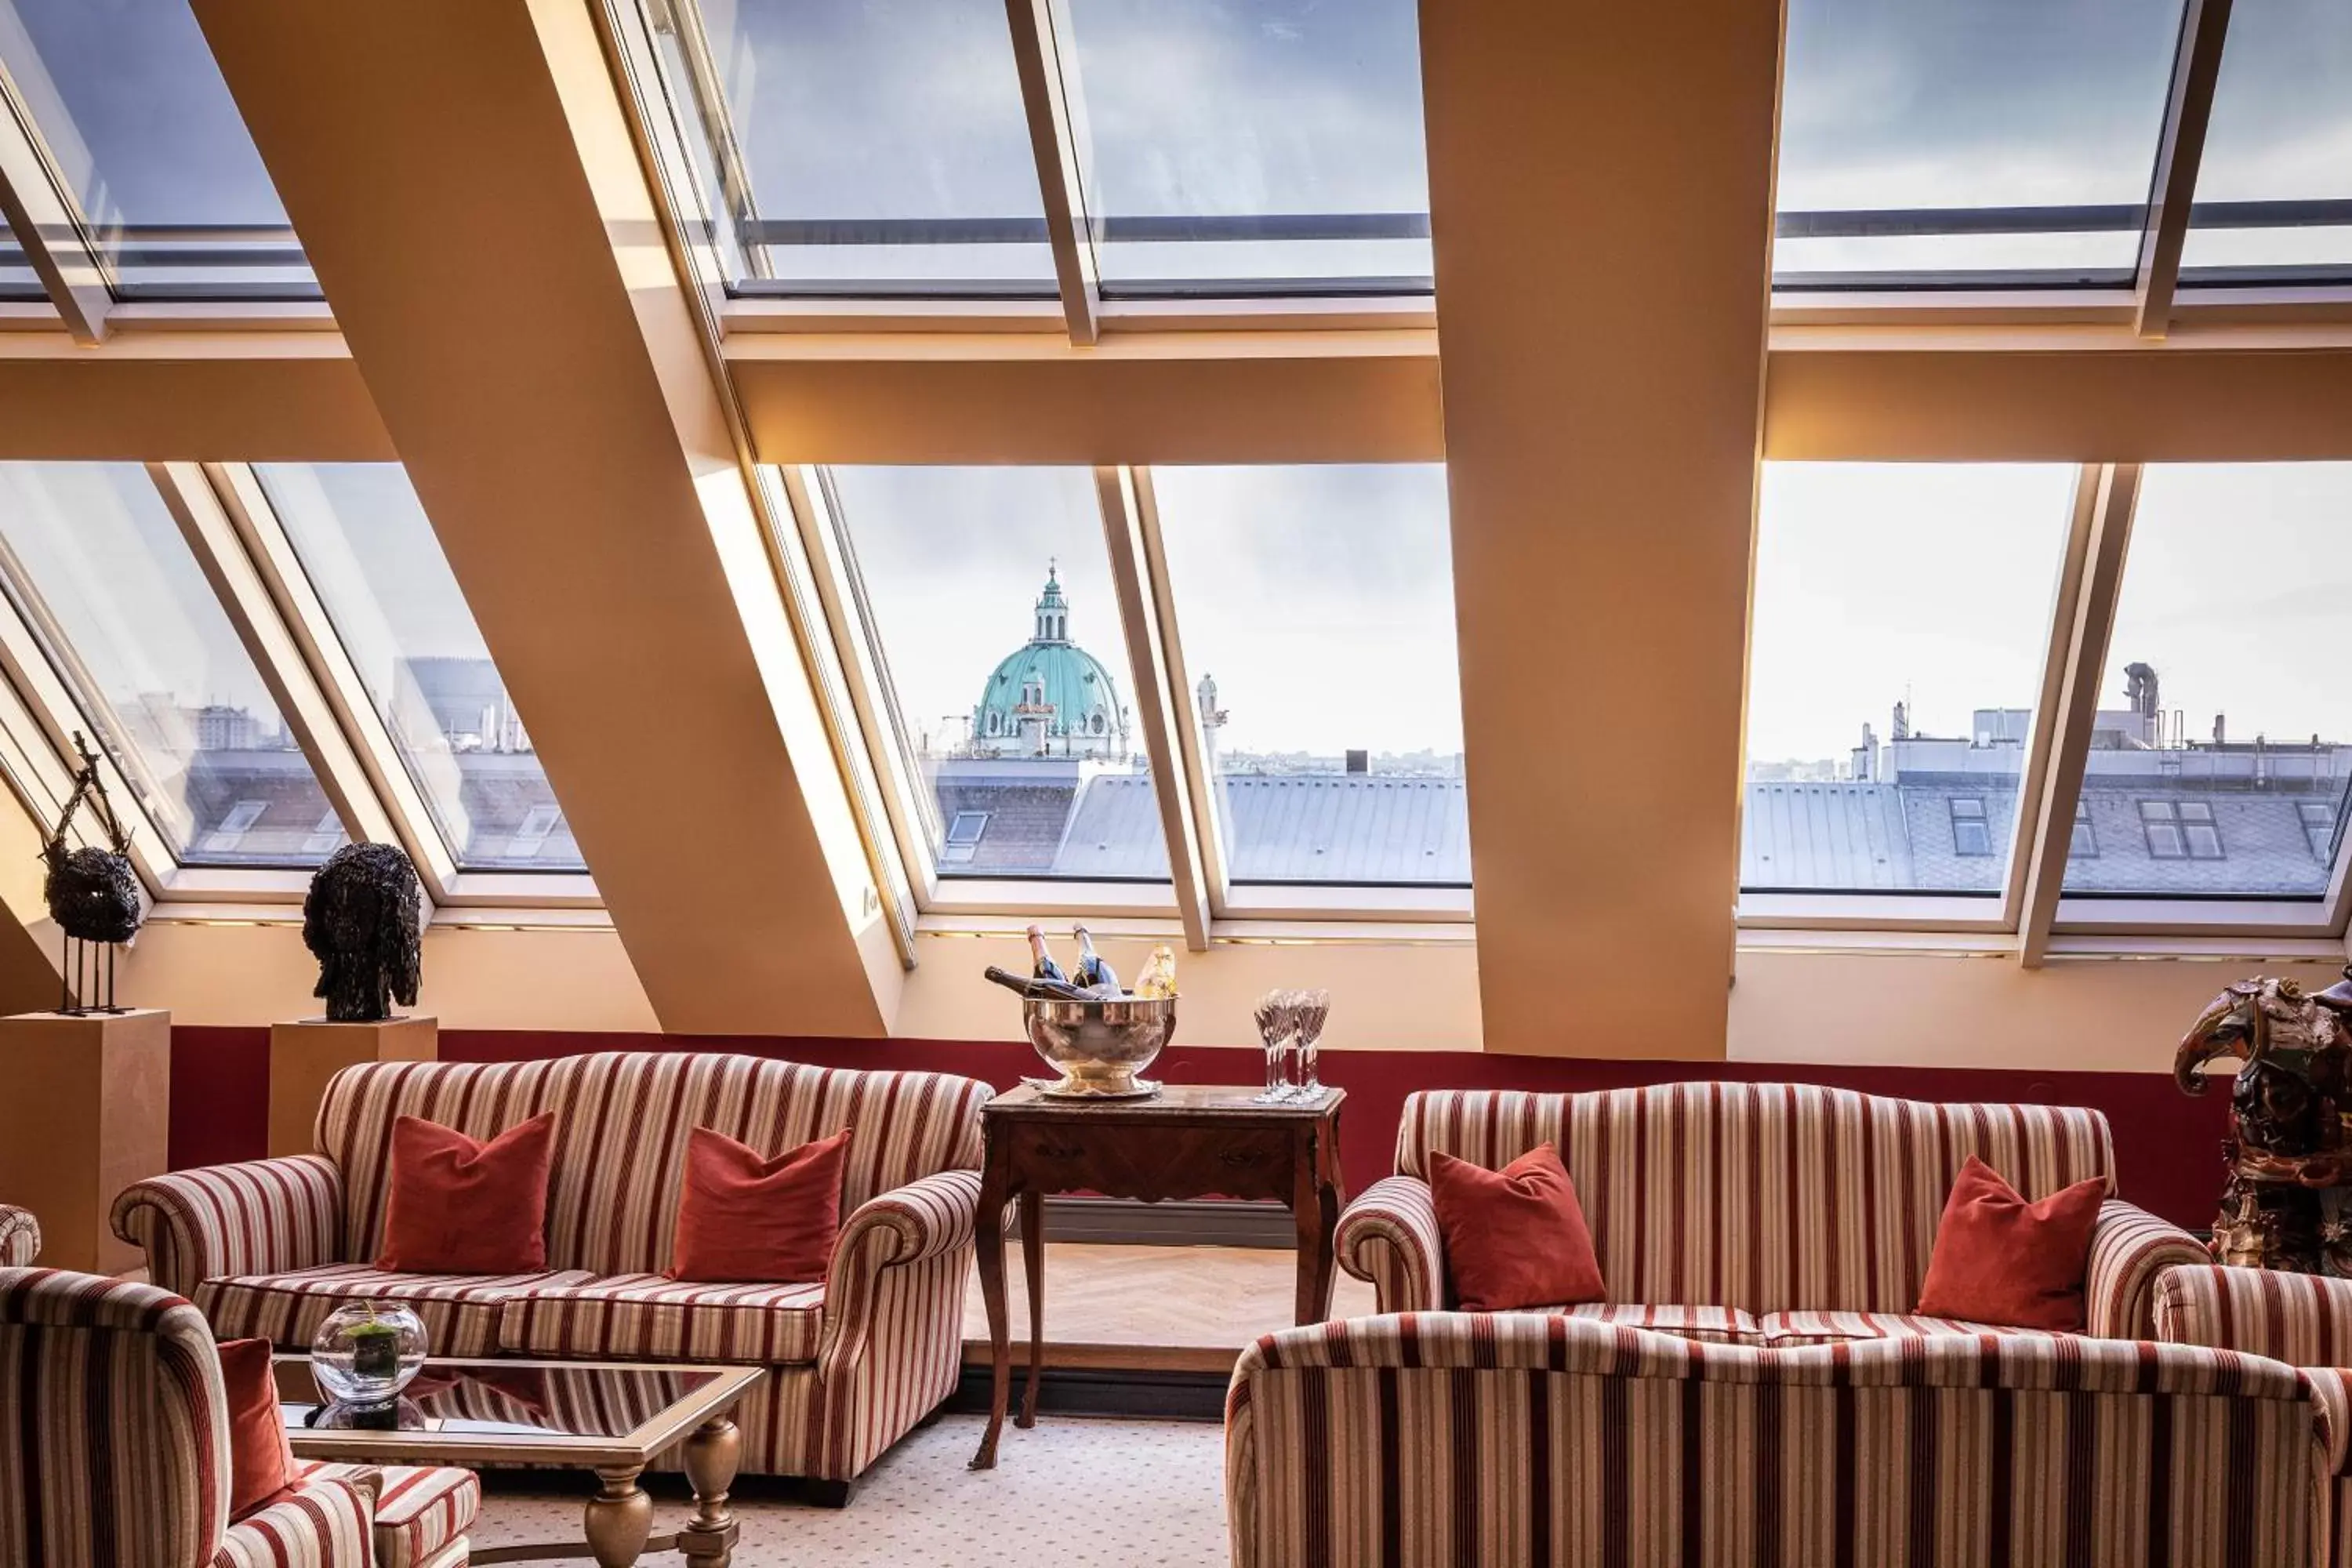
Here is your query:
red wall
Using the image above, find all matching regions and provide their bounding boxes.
[168,1028,2232,1231]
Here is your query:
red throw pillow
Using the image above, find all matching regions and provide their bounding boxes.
[668,1126,853,1284]
[1916,1155,2107,1330]
[217,1336,292,1519]
[1427,1142,1606,1312]
[376,1112,557,1274]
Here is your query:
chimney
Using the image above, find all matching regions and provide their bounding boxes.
[2213,713,2227,747]
[1345,749,1369,775]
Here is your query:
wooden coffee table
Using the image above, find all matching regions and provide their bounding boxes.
[969,1082,1346,1469]
[274,1355,763,1567]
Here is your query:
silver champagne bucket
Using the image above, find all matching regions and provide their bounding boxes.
[1022,993,1177,1098]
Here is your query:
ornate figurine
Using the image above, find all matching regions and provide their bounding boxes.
[303,842,423,1023]
[41,732,140,1014]
[2178,971,2352,1274]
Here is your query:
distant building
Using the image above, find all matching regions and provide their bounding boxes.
[1745,672,2350,897]
[924,566,1470,883]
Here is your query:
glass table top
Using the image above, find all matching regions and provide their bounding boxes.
[273,1356,750,1455]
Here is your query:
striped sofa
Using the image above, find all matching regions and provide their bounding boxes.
[0,1267,478,1568]
[0,1204,34,1267]
[2156,1264,2352,1568]
[111,1051,992,1492]
[1225,1312,2340,1568]
[1335,1083,2209,1343]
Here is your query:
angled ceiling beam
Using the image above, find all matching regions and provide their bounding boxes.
[1421,0,1779,1057]
[1765,339,2352,460]
[0,335,390,459]
[2134,0,2234,340]
[731,331,1443,463]
[191,0,901,1035]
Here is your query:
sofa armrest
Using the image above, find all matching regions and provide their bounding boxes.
[1334,1175,1445,1314]
[818,1168,982,1370]
[111,1156,343,1300]
[2153,1261,2352,1366]
[0,1203,37,1268]
[2303,1367,2352,1479]
[212,1468,376,1568]
[2084,1200,2210,1340]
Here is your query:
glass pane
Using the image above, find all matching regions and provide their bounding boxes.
[1054,0,1431,297]
[0,212,40,299]
[257,464,583,873]
[1775,0,2183,289]
[644,0,1053,296]
[0,0,315,299]
[2063,465,2352,899]
[2180,0,2352,282]
[1151,465,1467,886]
[0,463,343,866]
[1743,465,2078,892]
[820,466,1168,880]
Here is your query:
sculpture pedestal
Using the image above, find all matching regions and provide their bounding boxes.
[270,1016,438,1158]
[0,1008,170,1274]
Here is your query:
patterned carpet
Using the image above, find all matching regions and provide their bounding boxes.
[471,1414,1228,1566]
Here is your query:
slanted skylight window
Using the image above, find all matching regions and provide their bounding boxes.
[1053,0,1432,297]
[2180,0,2352,284]
[254,463,584,873]
[1774,0,2184,289]
[0,462,345,868]
[2066,465,2352,900]
[0,0,316,298]
[816,466,1169,882]
[1152,466,1467,887]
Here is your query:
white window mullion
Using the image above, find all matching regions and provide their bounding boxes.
[1095,465,1210,949]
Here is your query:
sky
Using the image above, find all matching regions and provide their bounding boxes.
[829,463,1461,763]
[1746,463,2352,768]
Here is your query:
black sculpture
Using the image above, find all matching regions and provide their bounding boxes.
[42,732,140,1014]
[303,841,423,1023]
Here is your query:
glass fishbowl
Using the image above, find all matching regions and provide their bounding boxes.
[309,1299,426,1406]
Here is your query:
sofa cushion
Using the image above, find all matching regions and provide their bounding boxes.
[196,1264,596,1356]
[1915,1156,2105,1330]
[499,1272,828,1363]
[1563,1303,1759,1344]
[379,1112,558,1275]
[1757,1308,2063,1346]
[1429,1142,1604,1312]
[297,1462,479,1568]
[669,1125,851,1284]
[219,1336,294,1519]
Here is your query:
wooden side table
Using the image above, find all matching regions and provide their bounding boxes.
[968,1083,1347,1470]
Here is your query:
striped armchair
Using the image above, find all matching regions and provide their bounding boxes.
[1226,1312,2328,1568]
[0,1205,34,1267]
[0,1267,477,1568]
[2155,1264,2352,1568]
[1335,1083,2209,1343]
[112,1052,993,1494]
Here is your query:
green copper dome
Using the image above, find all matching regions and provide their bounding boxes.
[972,564,1130,757]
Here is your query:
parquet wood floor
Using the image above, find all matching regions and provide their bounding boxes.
[958,1242,1378,1373]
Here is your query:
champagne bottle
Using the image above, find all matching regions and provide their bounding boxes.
[984,965,1090,1001]
[1025,924,1069,985]
[1072,924,1119,991]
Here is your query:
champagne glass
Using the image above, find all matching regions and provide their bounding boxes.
[1251,992,1294,1104]
[1293,989,1330,1104]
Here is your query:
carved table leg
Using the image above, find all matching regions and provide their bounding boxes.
[1018,1187,1045,1429]
[1293,1126,1341,1326]
[971,1154,1014,1470]
[584,1466,653,1568]
[679,1416,742,1567]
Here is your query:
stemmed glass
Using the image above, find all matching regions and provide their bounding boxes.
[1291,989,1331,1104]
[1251,991,1295,1104]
